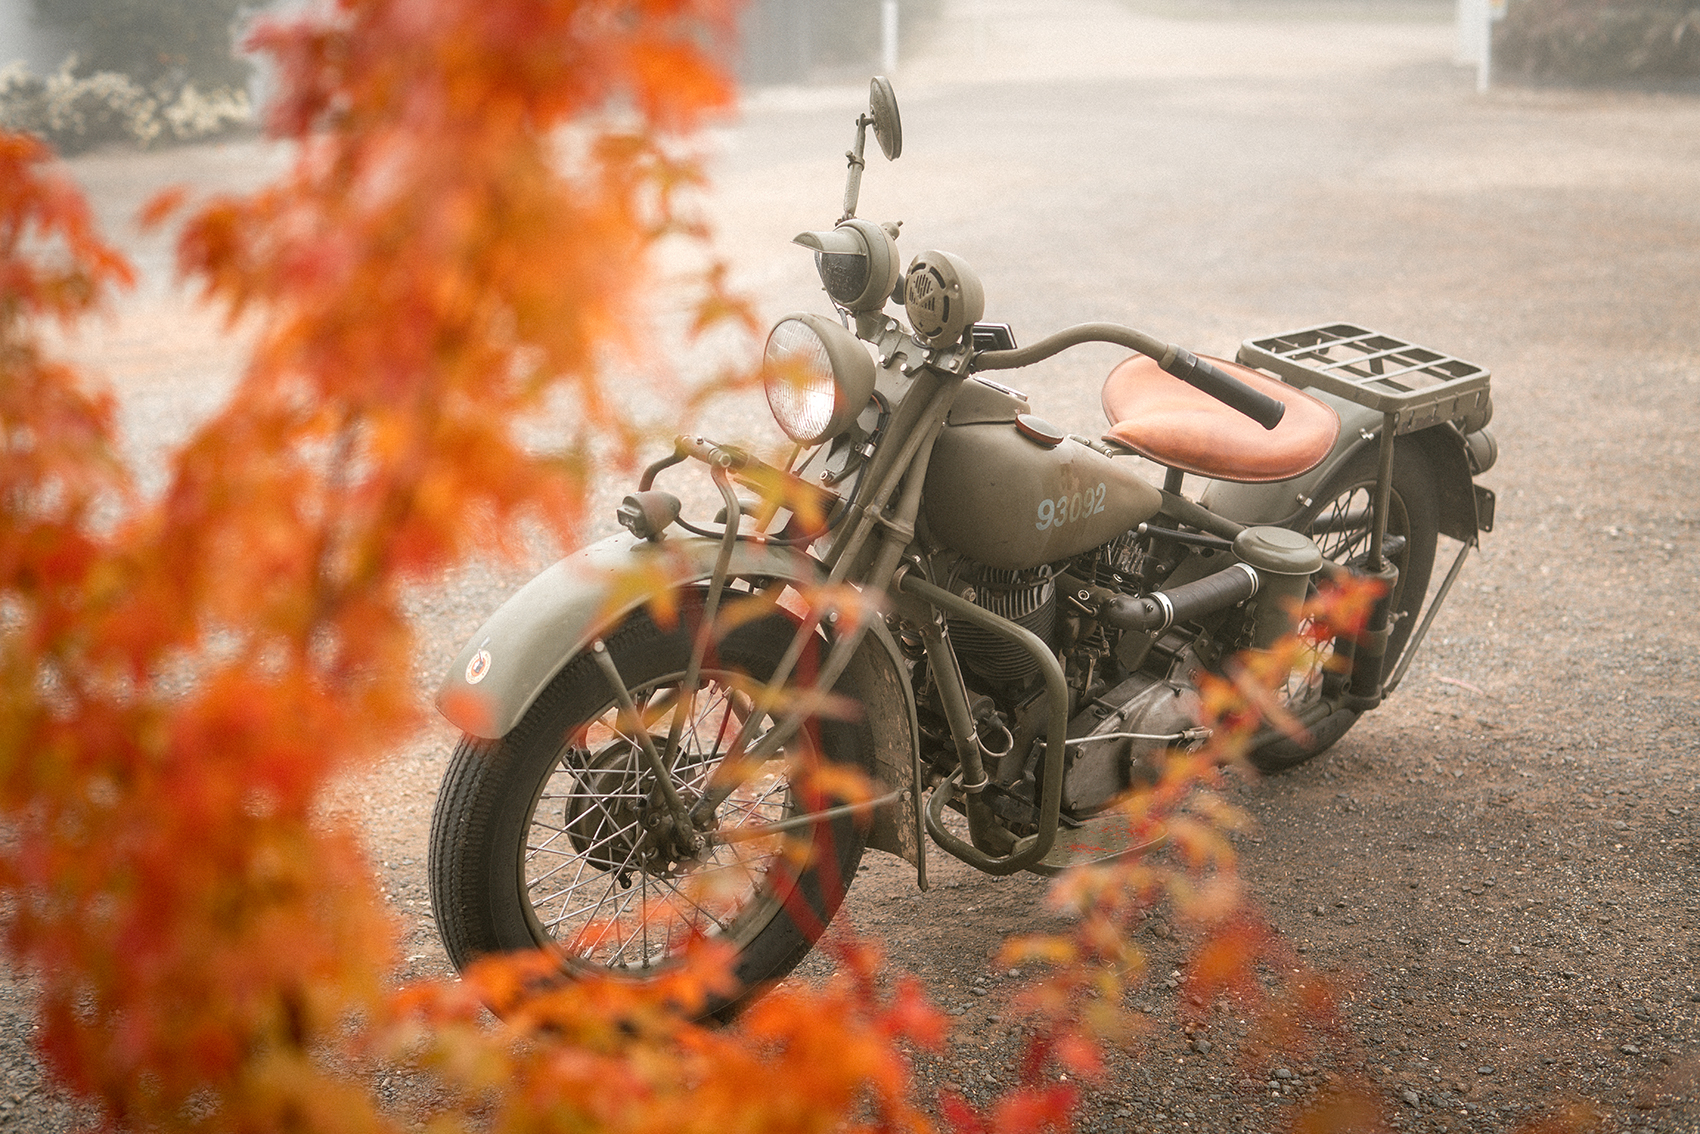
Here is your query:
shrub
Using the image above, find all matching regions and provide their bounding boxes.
[0,57,252,153]
[1495,0,1700,82]
[3,0,255,152]
[29,0,253,90]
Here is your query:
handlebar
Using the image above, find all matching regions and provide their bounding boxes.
[971,322,1287,431]
[644,434,841,526]
[1160,348,1287,431]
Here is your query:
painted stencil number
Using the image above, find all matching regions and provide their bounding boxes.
[1035,482,1108,531]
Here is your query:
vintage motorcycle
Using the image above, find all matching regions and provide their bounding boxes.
[427,79,1498,1018]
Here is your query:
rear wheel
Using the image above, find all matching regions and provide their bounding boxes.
[428,595,874,1019]
[1248,444,1439,773]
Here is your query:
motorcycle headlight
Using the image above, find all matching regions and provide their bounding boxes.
[763,313,876,445]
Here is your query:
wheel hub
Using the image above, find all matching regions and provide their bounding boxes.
[563,743,702,878]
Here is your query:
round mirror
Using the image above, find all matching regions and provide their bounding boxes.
[869,76,902,161]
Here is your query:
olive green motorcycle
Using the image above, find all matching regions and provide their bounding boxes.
[427,78,1498,1019]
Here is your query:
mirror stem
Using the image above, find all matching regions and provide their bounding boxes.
[840,114,872,222]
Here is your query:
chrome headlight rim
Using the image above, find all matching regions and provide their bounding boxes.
[762,313,877,446]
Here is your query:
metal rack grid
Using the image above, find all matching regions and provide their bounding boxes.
[1238,323,1491,435]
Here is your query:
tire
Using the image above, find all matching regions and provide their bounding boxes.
[427,594,874,1020]
[1248,443,1439,773]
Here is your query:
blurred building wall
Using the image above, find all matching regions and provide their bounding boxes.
[0,0,74,72]
[739,0,935,85]
[2,0,928,90]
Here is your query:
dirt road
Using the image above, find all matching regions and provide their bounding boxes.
[4,0,1699,1131]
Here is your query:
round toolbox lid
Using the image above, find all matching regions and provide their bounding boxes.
[1233,525,1323,576]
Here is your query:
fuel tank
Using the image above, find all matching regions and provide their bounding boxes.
[923,379,1161,569]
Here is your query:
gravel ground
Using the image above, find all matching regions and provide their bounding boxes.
[5,0,1699,1130]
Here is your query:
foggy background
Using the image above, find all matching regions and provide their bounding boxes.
[3,3,1699,1131]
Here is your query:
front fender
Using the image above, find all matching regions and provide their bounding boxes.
[437,533,815,738]
[436,532,923,867]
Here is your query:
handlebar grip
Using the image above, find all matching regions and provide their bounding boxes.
[1162,349,1286,431]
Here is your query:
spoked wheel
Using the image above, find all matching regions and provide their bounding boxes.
[1248,444,1439,773]
[428,595,874,1019]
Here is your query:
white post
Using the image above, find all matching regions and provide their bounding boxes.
[1477,7,1492,91]
[1456,0,1487,64]
[1478,0,1508,92]
[881,0,899,74]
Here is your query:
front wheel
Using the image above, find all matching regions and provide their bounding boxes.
[1248,443,1440,773]
[427,595,874,1020]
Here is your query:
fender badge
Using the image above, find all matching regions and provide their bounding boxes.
[465,649,492,685]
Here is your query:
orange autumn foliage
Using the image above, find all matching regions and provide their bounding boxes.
[397,940,946,1134]
[0,5,1601,1134]
[1,97,1366,1133]
[0,0,754,1127]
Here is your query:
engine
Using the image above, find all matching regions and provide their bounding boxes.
[944,531,1151,684]
[1060,672,1200,814]
[942,534,1202,818]
[945,562,1056,683]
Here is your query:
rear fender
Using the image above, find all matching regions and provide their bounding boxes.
[437,532,922,865]
[1197,390,1377,527]
[1199,391,1482,541]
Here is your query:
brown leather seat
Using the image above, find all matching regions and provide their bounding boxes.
[1101,355,1340,483]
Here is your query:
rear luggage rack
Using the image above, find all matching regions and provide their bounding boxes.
[1238,323,1491,435]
